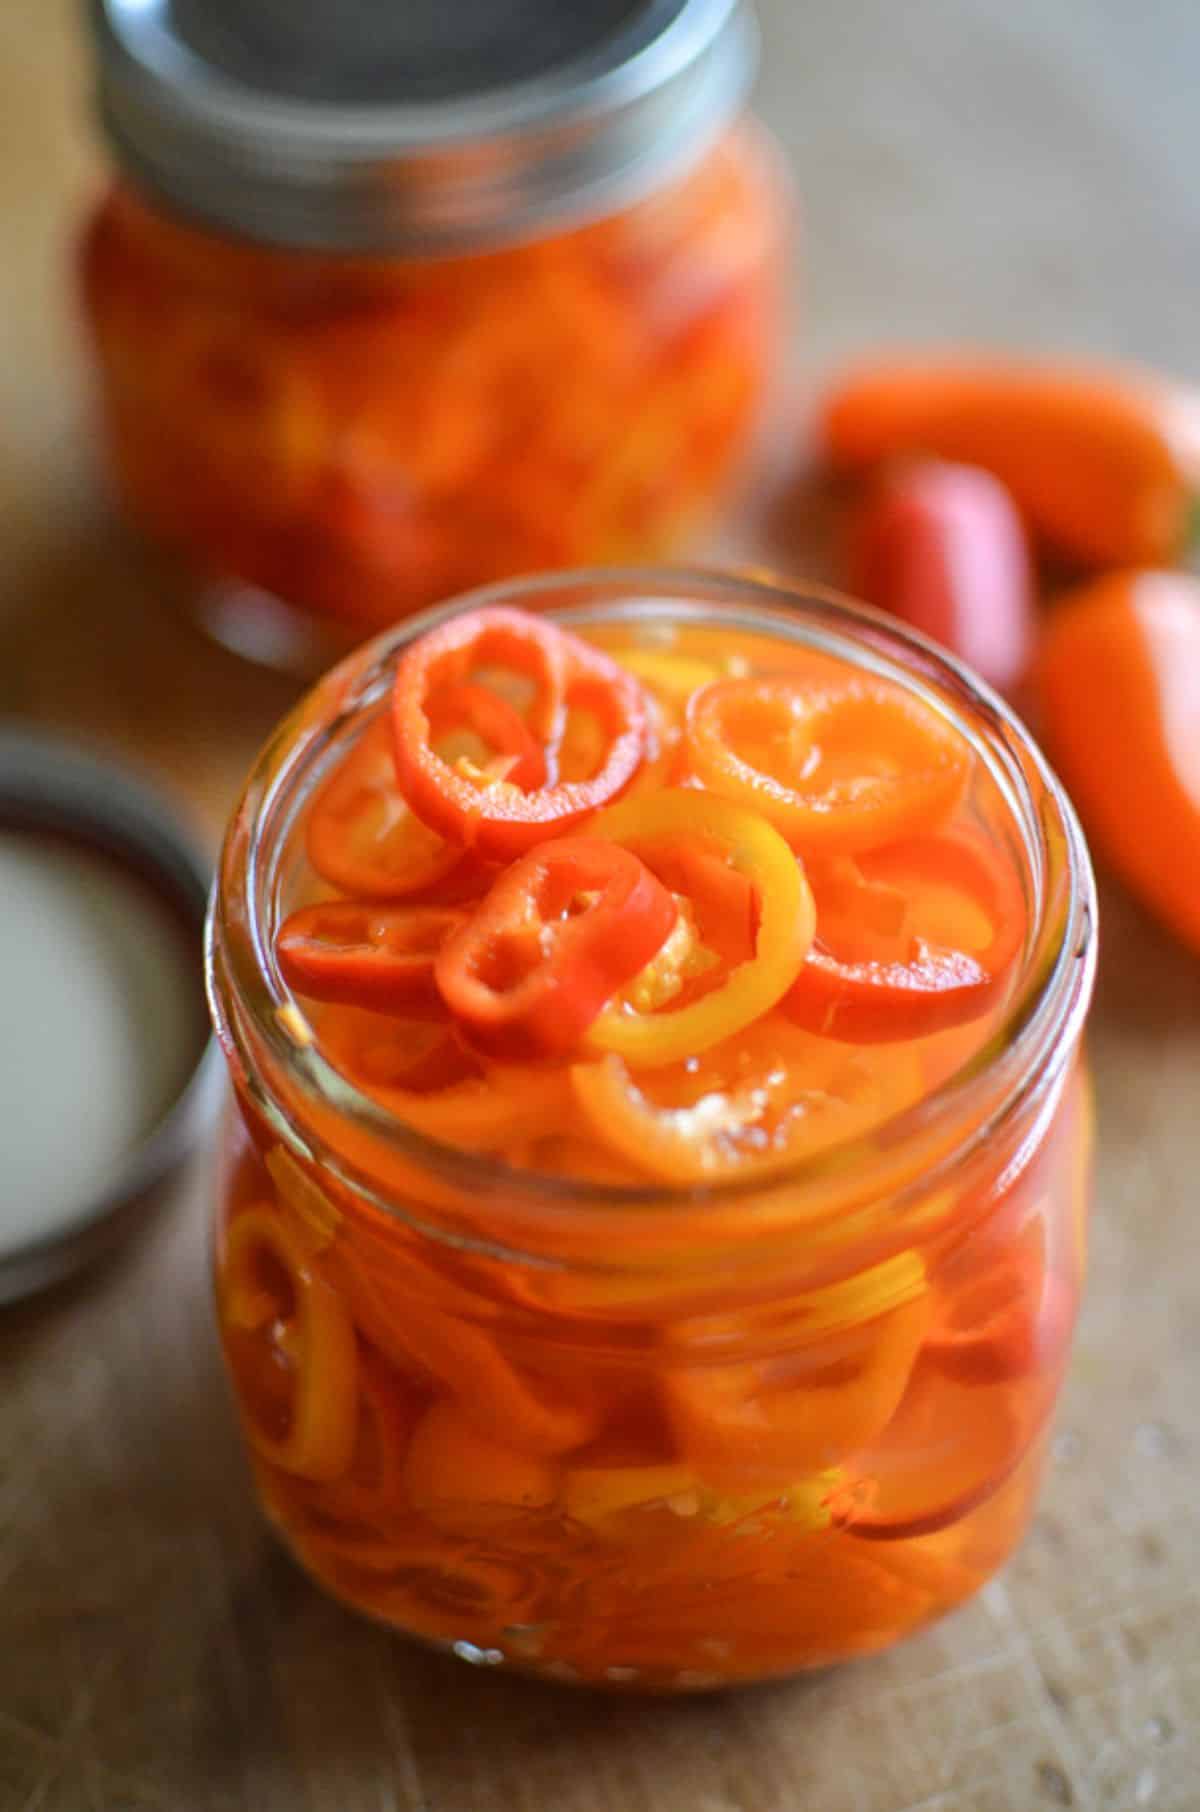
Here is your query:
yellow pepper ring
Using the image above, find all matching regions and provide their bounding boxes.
[586,789,816,1067]
[221,1205,359,1481]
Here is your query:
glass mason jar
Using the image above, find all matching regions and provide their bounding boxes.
[79,0,786,667]
[206,569,1097,1689]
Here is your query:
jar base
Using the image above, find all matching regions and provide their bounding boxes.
[255,1435,1047,1694]
[263,1521,868,1693]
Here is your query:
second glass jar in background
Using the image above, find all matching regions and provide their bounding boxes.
[79,0,787,664]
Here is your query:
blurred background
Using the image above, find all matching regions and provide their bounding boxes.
[9,3,1200,837]
[2,3,1197,1809]
[4,0,1200,842]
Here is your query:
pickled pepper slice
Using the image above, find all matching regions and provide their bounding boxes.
[319,1007,576,1148]
[301,1347,421,1525]
[277,901,467,1016]
[401,1401,560,1518]
[337,1247,598,1457]
[685,675,970,855]
[585,790,815,1066]
[435,837,678,1060]
[220,1205,358,1481]
[664,1282,929,1492]
[925,1222,1074,1387]
[572,1029,923,1185]
[783,827,1026,1041]
[425,680,549,791]
[391,608,648,857]
[306,718,462,900]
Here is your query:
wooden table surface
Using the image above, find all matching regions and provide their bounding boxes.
[3,4,1198,1808]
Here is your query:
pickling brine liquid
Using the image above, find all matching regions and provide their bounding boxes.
[207,577,1096,1687]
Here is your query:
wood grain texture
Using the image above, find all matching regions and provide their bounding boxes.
[2,3,1198,1808]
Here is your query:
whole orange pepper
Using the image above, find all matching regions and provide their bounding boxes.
[1037,569,1200,952]
[821,356,1200,568]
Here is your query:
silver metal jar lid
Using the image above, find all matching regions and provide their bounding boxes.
[87,0,759,253]
[0,731,220,1305]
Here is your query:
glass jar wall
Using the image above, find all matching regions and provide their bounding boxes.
[205,570,1096,1688]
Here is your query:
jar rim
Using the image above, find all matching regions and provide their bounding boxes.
[89,0,758,253]
[207,566,1097,1237]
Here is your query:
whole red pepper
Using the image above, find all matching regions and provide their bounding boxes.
[849,459,1035,696]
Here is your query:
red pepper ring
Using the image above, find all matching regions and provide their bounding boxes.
[398,604,570,738]
[426,680,548,791]
[392,608,649,858]
[277,901,468,1016]
[783,827,1026,1042]
[435,837,678,1060]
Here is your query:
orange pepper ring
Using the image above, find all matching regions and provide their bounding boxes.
[685,675,970,854]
